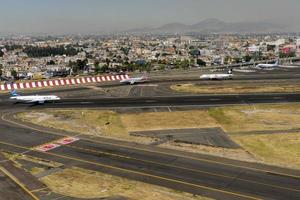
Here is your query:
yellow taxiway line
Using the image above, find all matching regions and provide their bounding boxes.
[0,166,39,200]
[2,112,300,181]
[0,140,261,200]
[66,144,300,193]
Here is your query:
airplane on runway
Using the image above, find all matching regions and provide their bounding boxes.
[200,69,233,80]
[9,90,60,104]
[120,75,148,84]
[256,59,280,69]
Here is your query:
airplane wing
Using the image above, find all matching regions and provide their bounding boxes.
[26,100,45,104]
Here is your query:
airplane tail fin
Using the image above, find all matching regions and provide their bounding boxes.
[227,69,233,74]
[275,59,280,65]
[10,89,19,97]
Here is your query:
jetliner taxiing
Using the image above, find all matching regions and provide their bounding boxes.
[120,76,148,84]
[200,69,233,80]
[256,60,280,69]
[10,90,60,104]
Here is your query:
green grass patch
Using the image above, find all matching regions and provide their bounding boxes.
[208,108,232,125]
[233,133,300,169]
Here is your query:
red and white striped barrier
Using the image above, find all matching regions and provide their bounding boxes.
[0,74,130,91]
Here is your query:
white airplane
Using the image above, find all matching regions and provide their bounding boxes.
[120,76,148,84]
[10,90,60,104]
[200,69,233,80]
[256,60,280,69]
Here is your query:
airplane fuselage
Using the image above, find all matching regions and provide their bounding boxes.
[10,95,60,104]
[256,64,279,68]
[120,77,147,84]
[200,74,233,80]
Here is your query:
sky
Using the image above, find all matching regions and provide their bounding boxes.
[0,0,299,34]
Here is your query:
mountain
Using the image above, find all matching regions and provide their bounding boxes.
[127,18,287,33]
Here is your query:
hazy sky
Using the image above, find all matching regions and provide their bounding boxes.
[0,0,299,34]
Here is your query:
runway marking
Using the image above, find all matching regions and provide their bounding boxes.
[34,137,79,152]
[2,112,300,180]
[65,144,300,193]
[0,166,39,200]
[0,141,261,200]
[56,137,79,145]
[30,186,48,193]
[35,143,61,152]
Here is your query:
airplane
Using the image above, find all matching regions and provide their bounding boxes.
[200,69,233,80]
[256,59,280,69]
[10,90,60,104]
[120,76,148,85]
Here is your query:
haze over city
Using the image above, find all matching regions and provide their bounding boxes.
[1,0,300,34]
[1,1,300,200]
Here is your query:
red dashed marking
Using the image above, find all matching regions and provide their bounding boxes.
[35,143,60,152]
[56,137,79,145]
[34,137,79,152]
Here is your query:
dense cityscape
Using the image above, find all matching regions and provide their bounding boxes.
[1,33,300,81]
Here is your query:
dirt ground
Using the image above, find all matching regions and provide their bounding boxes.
[41,167,210,200]
[17,110,218,144]
[208,104,300,169]
[232,133,300,169]
[171,82,300,94]
[209,103,300,133]
[17,104,300,169]
[2,152,210,200]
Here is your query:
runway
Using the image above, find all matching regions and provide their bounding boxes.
[0,93,299,109]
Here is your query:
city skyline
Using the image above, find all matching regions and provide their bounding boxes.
[0,0,300,34]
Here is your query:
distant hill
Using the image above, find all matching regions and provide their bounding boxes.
[127,18,287,33]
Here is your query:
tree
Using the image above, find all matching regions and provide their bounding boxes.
[224,56,231,65]
[155,53,160,59]
[243,55,252,62]
[11,69,17,79]
[196,59,206,66]
[100,64,109,73]
[76,59,88,71]
[105,58,111,67]
[121,47,130,55]
[189,49,200,57]
[94,60,100,74]
[279,51,296,58]
[23,45,79,58]
[47,60,55,65]
[0,64,3,77]
[181,59,190,69]
[233,57,242,63]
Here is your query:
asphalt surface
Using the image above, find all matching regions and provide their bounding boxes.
[0,93,299,110]
[0,112,299,200]
[130,128,241,148]
[0,170,34,200]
